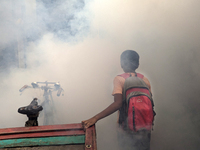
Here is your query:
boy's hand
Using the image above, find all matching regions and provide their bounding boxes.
[82,117,97,130]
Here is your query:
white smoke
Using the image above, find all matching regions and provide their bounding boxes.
[0,0,200,149]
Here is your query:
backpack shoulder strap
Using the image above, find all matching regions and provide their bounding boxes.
[123,74,148,90]
[136,73,144,79]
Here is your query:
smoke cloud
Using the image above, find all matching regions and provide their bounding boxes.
[0,0,200,149]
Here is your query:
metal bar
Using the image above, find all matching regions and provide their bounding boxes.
[85,125,97,150]
[0,135,85,148]
[0,130,85,140]
[0,124,83,135]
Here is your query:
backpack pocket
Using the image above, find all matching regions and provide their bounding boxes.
[128,95,154,132]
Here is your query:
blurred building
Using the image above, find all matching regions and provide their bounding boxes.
[0,0,86,71]
[0,0,37,70]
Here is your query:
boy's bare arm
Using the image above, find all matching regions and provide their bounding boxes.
[143,76,152,92]
[82,94,123,129]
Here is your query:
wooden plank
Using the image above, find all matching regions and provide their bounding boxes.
[85,125,97,150]
[1,144,85,150]
[0,135,85,148]
[0,130,85,140]
[0,124,83,135]
[0,123,97,149]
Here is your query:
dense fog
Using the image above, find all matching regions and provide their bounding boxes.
[0,0,200,149]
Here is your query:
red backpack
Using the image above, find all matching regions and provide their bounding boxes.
[118,73,155,132]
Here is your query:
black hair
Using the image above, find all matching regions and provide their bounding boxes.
[120,50,140,72]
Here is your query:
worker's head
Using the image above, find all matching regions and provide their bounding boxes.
[120,50,139,72]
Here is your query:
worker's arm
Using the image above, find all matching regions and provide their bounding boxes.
[82,94,123,129]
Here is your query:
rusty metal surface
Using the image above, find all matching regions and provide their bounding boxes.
[85,125,97,150]
[2,144,85,150]
[0,124,84,140]
[0,135,85,148]
[0,124,83,135]
[0,124,97,149]
[0,129,85,140]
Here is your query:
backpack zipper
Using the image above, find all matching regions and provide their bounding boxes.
[132,106,136,131]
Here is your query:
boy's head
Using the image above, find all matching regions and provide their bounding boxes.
[120,50,139,72]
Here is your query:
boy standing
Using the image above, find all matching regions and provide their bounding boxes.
[82,50,154,150]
